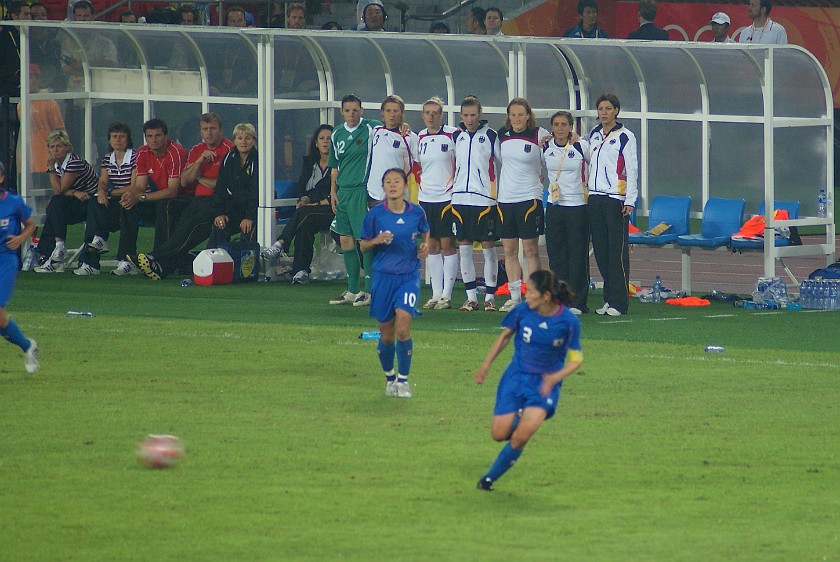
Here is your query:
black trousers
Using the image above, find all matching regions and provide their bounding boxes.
[545,204,590,312]
[278,204,334,274]
[206,212,257,248]
[35,195,88,259]
[588,195,630,314]
[79,197,120,268]
[119,197,189,262]
[153,196,215,277]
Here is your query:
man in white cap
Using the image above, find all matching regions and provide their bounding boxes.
[737,0,787,44]
[709,12,733,43]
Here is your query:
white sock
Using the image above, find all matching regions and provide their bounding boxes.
[55,240,65,250]
[459,245,476,301]
[442,253,459,300]
[426,254,443,300]
[482,248,497,290]
[508,279,522,303]
[92,235,105,246]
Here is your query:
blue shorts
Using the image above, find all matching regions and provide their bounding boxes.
[0,253,19,307]
[493,364,563,420]
[370,271,420,323]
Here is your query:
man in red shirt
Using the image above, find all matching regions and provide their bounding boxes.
[116,118,187,275]
[134,114,236,280]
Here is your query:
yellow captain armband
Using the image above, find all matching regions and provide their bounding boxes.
[567,349,583,363]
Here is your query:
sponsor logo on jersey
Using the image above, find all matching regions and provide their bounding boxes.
[538,321,548,329]
[392,140,401,148]
[479,136,486,143]
[396,218,405,224]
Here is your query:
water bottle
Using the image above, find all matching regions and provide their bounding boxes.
[799,280,811,309]
[830,281,839,311]
[652,275,662,303]
[704,346,725,353]
[66,311,96,317]
[817,189,827,218]
[359,331,380,340]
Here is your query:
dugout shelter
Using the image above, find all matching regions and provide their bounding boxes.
[12,22,836,284]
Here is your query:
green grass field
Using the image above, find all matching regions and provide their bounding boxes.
[2,273,839,561]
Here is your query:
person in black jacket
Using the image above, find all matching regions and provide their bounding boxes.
[208,123,258,247]
[262,124,335,284]
[627,0,668,41]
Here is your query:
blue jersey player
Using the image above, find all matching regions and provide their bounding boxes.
[360,168,430,398]
[0,161,39,374]
[474,270,582,490]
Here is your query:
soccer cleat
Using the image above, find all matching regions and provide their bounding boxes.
[33,260,64,273]
[459,300,479,312]
[422,297,439,310]
[261,241,287,259]
[291,270,309,285]
[395,381,412,398]
[24,339,39,374]
[385,380,398,397]
[88,236,109,253]
[476,477,494,492]
[569,307,583,316]
[137,253,162,281]
[352,292,371,307]
[73,263,100,276]
[499,299,518,313]
[111,260,139,276]
[595,303,610,315]
[329,290,358,305]
[484,300,497,312]
[605,307,622,317]
[434,297,452,310]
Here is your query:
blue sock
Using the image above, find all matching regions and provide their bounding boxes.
[396,338,412,379]
[1,319,30,352]
[484,443,523,482]
[377,339,395,376]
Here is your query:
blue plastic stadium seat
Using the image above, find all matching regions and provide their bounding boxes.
[629,195,692,246]
[676,197,745,249]
[730,200,800,250]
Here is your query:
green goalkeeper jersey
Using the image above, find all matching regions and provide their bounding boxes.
[328,118,382,190]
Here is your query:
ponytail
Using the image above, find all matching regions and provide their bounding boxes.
[529,270,574,306]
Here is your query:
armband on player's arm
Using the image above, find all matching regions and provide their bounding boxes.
[567,349,583,363]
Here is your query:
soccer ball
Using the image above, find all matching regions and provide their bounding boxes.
[136,434,185,469]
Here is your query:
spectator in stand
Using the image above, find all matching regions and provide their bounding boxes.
[226,5,247,27]
[484,7,504,36]
[358,0,387,31]
[119,10,138,23]
[178,6,198,25]
[564,0,608,38]
[208,123,258,248]
[262,124,335,285]
[117,118,188,275]
[133,114,233,280]
[465,6,486,34]
[628,0,668,40]
[73,122,137,276]
[208,6,253,96]
[29,3,64,92]
[33,128,99,273]
[430,21,450,33]
[0,1,31,98]
[17,64,65,193]
[62,1,118,90]
[322,21,342,30]
[709,12,733,43]
[285,3,306,29]
[737,0,787,44]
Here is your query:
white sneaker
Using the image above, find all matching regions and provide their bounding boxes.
[499,299,519,313]
[88,236,109,253]
[329,290,359,305]
[569,307,583,316]
[34,260,64,273]
[605,307,622,317]
[111,260,139,276]
[434,297,452,310]
[24,339,39,374]
[291,270,309,285]
[73,263,100,276]
[422,297,439,310]
[595,303,610,315]
[352,292,371,307]
[395,381,412,398]
[48,246,66,263]
[261,242,286,259]
[385,380,398,397]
